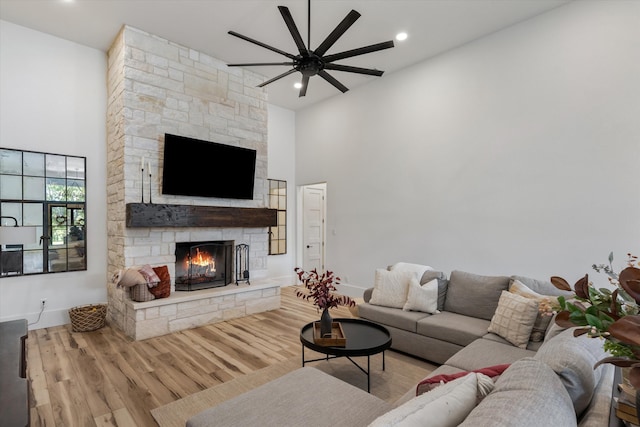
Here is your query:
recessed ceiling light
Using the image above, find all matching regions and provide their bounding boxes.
[293,82,303,89]
[396,32,408,41]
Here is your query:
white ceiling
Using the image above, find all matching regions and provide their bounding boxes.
[0,0,570,111]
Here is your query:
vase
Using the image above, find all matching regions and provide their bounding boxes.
[320,308,333,337]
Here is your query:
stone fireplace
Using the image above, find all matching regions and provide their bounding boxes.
[104,25,281,340]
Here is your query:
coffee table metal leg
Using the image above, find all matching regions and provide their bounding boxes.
[302,344,305,366]
[367,355,371,393]
[383,350,385,371]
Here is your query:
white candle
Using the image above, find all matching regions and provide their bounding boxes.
[148,161,151,175]
[141,156,145,170]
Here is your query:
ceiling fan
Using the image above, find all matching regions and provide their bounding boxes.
[227,0,394,97]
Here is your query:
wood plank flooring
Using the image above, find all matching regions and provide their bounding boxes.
[26,286,426,426]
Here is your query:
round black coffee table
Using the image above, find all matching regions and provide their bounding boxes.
[300,318,392,392]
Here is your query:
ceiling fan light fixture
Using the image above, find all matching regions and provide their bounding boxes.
[294,82,303,89]
[396,32,408,41]
[227,0,394,98]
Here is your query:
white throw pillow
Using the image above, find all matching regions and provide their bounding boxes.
[389,262,434,278]
[488,291,539,349]
[403,278,439,314]
[369,269,415,309]
[369,373,493,427]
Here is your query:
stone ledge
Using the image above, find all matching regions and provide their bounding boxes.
[107,279,282,340]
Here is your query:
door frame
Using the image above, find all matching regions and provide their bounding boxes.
[296,182,327,273]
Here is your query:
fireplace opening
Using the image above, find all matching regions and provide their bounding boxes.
[175,241,233,291]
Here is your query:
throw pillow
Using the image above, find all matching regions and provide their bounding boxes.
[139,264,161,288]
[369,269,414,309]
[488,291,539,349]
[509,279,557,342]
[416,364,510,397]
[403,278,438,314]
[117,268,147,288]
[534,327,607,416]
[130,283,155,302]
[389,262,434,278]
[443,271,510,320]
[420,270,448,311]
[150,265,171,299]
[369,373,494,427]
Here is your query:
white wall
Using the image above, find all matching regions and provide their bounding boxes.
[296,1,640,290]
[0,20,108,328]
[267,104,297,284]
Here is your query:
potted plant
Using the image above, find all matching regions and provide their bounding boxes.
[547,253,640,416]
[295,268,355,337]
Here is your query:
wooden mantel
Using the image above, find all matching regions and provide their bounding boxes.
[125,203,277,228]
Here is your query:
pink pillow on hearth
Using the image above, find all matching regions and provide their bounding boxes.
[138,264,161,288]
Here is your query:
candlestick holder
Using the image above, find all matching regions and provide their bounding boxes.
[149,172,152,204]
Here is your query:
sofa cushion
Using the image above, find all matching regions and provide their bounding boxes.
[187,367,392,427]
[403,278,438,314]
[534,328,607,416]
[482,332,543,352]
[420,270,448,311]
[417,312,490,347]
[443,271,510,320]
[509,279,557,341]
[445,338,536,372]
[488,291,539,349]
[370,373,493,427]
[359,303,430,332]
[369,269,415,309]
[459,358,577,427]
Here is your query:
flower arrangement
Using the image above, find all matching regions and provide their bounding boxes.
[294,268,355,311]
[548,253,640,387]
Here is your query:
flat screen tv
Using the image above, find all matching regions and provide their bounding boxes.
[162,134,256,199]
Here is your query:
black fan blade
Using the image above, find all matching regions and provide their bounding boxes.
[299,75,310,97]
[324,63,384,76]
[228,31,297,60]
[314,10,361,57]
[323,40,394,63]
[318,70,348,93]
[257,69,298,88]
[228,62,295,67]
[278,6,308,55]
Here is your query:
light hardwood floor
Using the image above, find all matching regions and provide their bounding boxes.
[26,286,422,426]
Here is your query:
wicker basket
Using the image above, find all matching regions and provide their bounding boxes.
[69,303,107,332]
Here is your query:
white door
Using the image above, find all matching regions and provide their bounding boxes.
[302,185,325,272]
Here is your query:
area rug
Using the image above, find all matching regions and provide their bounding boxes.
[151,351,434,427]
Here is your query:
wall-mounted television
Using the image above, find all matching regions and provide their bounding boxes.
[161,134,256,200]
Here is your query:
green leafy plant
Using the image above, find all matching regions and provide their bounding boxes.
[295,268,355,311]
[550,253,640,387]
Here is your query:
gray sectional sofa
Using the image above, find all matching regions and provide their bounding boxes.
[187,269,616,427]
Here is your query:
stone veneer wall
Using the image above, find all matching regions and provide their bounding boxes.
[106,26,271,329]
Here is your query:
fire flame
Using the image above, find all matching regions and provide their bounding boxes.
[180,247,216,277]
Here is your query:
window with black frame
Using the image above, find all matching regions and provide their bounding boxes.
[0,148,86,276]
[268,179,286,255]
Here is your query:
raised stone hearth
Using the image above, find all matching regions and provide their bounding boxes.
[108,280,281,341]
